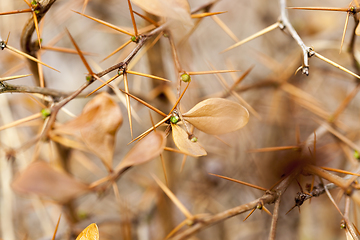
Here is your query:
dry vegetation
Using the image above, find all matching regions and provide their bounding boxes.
[1,0,360,239]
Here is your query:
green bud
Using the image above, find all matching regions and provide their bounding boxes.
[163,33,169,38]
[41,108,51,119]
[340,223,346,229]
[131,36,137,42]
[170,115,179,124]
[354,150,360,159]
[31,0,37,5]
[78,211,88,220]
[34,10,40,14]
[86,75,92,81]
[181,73,191,82]
[190,137,198,142]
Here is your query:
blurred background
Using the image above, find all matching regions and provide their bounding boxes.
[0,0,358,239]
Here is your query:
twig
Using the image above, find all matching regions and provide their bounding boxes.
[0,82,69,100]
[279,0,312,75]
[20,0,57,84]
[38,25,166,140]
[268,198,281,240]
[170,170,299,240]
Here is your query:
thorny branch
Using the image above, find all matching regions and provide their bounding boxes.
[279,0,312,75]
[0,82,69,101]
[3,0,360,239]
[170,170,300,240]
[20,0,57,83]
[38,25,166,140]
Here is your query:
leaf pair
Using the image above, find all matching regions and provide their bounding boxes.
[172,98,249,156]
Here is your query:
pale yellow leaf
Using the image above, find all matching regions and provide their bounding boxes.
[171,123,207,157]
[12,161,89,203]
[183,98,249,135]
[131,0,192,25]
[114,131,166,173]
[76,223,99,240]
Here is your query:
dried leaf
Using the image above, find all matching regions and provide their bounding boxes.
[171,123,207,157]
[114,131,166,173]
[76,223,99,240]
[356,22,360,36]
[54,93,123,171]
[131,0,192,25]
[12,161,88,203]
[183,98,249,135]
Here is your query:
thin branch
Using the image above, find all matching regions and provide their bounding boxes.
[170,170,299,240]
[268,198,281,240]
[279,0,312,75]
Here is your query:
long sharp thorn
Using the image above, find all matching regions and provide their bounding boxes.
[222,22,280,53]
[5,32,10,44]
[129,115,171,144]
[36,51,44,87]
[340,12,350,54]
[0,113,42,131]
[65,28,93,75]
[187,69,241,75]
[0,9,32,15]
[101,39,132,62]
[208,173,267,191]
[287,7,349,12]
[286,205,297,215]
[41,45,95,55]
[0,74,32,81]
[127,0,138,36]
[32,11,41,48]
[180,154,187,172]
[86,74,119,97]
[320,167,360,177]
[124,73,133,139]
[243,208,256,221]
[119,89,167,117]
[191,11,227,18]
[6,45,59,72]
[51,214,61,240]
[160,153,168,186]
[127,70,171,82]
[211,15,239,42]
[229,65,254,90]
[152,174,194,220]
[169,82,190,113]
[23,0,32,7]
[72,10,134,36]
[165,219,188,239]
[82,0,89,13]
[314,52,360,79]
[262,206,272,216]
[133,11,159,27]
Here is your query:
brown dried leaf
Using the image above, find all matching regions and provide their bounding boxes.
[115,131,166,173]
[76,223,99,240]
[171,124,207,157]
[131,0,192,25]
[54,93,122,171]
[356,22,360,36]
[183,98,249,135]
[12,161,88,203]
